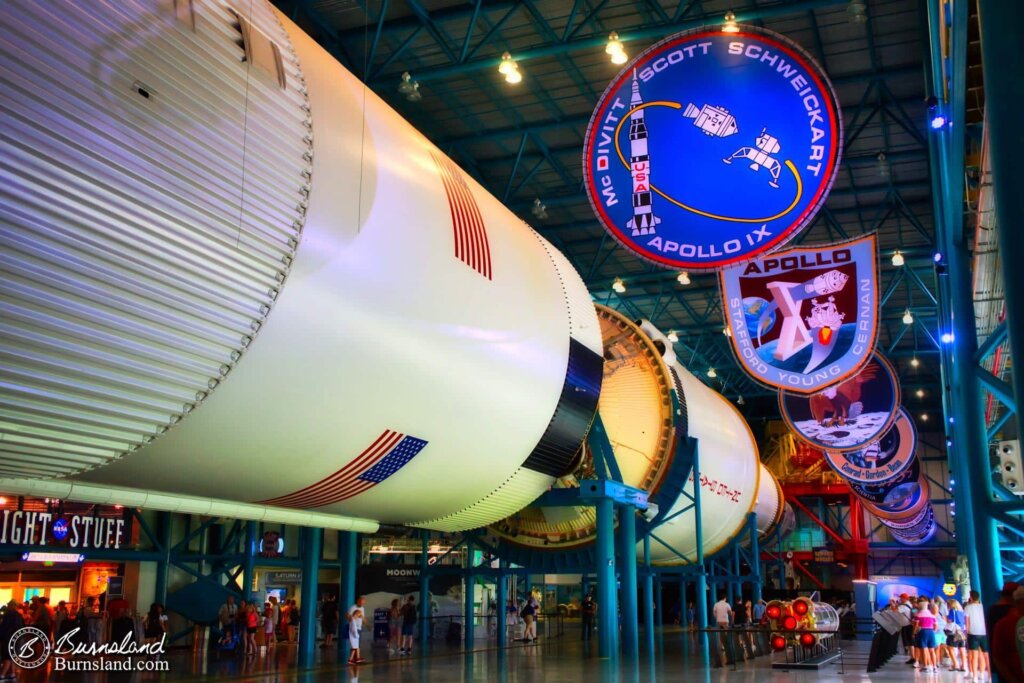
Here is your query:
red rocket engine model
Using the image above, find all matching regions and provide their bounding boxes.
[764,597,839,651]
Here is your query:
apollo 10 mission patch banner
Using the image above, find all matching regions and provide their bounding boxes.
[720,234,878,393]
[583,26,842,271]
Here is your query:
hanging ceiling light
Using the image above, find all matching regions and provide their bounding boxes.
[722,11,739,33]
[531,198,548,220]
[902,309,914,325]
[667,330,679,343]
[722,326,732,337]
[847,0,867,23]
[398,72,423,102]
[916,388,925,398]
[499,52,522,84]
[737,395,745,406]
[606,32,628,65]
[920,412,929,422]
[891,250,905,267]
[877,151,890,179]
[707,367,717,378]
[910,356,920,368]
[677,271,691,286]
[398,72,416,94]
[612,277,626,294]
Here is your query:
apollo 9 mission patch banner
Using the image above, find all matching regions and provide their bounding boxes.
[720,234,878,393]
[583,26,842,271]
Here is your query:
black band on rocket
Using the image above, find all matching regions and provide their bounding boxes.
[521,338,604,478]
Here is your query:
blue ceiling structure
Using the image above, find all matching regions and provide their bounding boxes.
[275,0,969,418]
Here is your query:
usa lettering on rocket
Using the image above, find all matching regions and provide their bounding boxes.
[626,71,661,236]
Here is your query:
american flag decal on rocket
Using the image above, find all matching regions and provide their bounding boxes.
[258,430,428,508]
[430,151,493,279]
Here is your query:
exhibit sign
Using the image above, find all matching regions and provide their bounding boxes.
[779,353,901,452]
[721,234,878,392]
[583,26,842,271]
[0,510,126,550]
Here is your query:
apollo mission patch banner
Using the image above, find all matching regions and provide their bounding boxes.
[720,234,878,393]
[582,26,842,271]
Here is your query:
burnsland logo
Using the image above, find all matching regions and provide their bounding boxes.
[7,627,169,672]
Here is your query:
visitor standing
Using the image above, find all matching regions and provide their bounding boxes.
[218,595,238,634]
[321,594,339,649]
[346,596,367,664]
[400,596,417,654]
[965,590,990,682]
[581,592,597,642]
[387,599,401,654]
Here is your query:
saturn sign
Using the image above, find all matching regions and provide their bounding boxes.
[583,26,842,271]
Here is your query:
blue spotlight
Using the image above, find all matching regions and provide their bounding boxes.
[934,251,943,263]
[930,114,948,130]
[940,332,955,344]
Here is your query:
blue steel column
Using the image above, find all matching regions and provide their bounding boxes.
[242,521,257,600]
[979,0,1024,584]
[927,0,1002,604]
[339,531,357,655]
[496,561,508,648]
[748,513,762,604]
[617,506,639,656]
[642,535,655,658]
[298,527,322,669]
[679,576,689,628]
[464,539,475,650]
[419,531,431,651]
[596,496,619,658]
[692,446,710,665]
[155,511,171,605]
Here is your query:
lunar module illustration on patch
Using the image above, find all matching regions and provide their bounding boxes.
[722,127,784,188]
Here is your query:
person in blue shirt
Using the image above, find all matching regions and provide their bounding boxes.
[753,599,767,623]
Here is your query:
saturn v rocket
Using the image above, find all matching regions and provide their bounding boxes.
[0,0,782,557]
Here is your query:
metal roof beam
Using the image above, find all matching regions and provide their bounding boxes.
[435,67,924,146]
[368,0,853,85]
[518,178,932,212]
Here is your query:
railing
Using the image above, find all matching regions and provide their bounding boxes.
[415,611,566,643]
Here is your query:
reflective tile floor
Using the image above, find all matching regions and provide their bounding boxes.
[13,629,991,683]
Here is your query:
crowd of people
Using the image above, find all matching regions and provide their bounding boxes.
[884,582,1024,681]
[216,594,302,656]
[0,595,168,678]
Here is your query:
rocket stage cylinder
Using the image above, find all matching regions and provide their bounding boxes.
[488,305,784,563]
[0,0,603,530]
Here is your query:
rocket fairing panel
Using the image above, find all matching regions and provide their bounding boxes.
[3,0,601,530]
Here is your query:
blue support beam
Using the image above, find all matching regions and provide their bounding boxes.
[242,521,257,599]
[617,505,639,657]
[496,561,508,648]
[419,531,431,653]
[339,531,357,656]
[642,535,655,658]
[595,497,618,658]
[155,511,171,605]
[979,0,1024,429]
[692,446,710,666]
[464,539,475,650]
[298,527,322,669]
[926,0,1002,607]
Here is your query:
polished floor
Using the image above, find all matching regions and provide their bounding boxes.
[18,629,988,682]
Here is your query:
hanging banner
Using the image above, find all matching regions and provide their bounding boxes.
[721,234,877,392]
[583,26,842,271]
[822,408,916,484]
[779,353,900,452]
[848,457,923,512]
